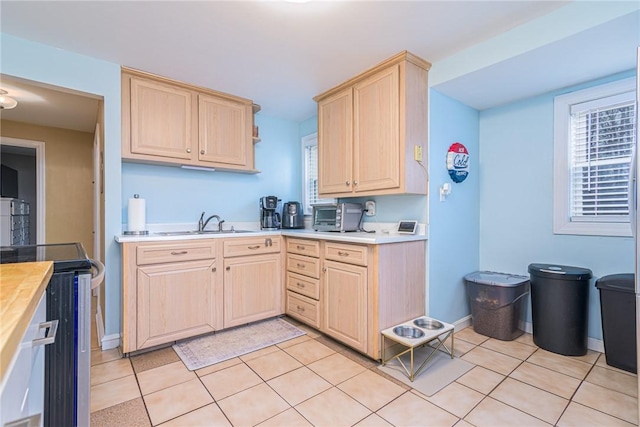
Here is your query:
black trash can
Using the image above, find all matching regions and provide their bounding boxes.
[528,264,592,356]
[464,271,530,341]
[596,274,636,373]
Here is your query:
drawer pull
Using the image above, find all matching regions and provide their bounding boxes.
[247,245,261,250]
[33,320,59,347]
[296,245,306,250]
[296,305,305,312]
[226,266,231,271]
[296,263,305,269]
[266,238,272,247]
[338,251,350,257]
[296,282,305,288]
[171,251,188,256]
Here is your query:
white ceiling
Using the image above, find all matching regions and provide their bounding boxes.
[0,1,638,133]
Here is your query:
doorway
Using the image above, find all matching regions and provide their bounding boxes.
[0,75,105,348]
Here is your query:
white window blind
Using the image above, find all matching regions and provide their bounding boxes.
[553,77,636,237]
[302,133,334,215]
[569,94,635,222]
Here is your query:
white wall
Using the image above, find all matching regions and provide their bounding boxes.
[478,71,636,340]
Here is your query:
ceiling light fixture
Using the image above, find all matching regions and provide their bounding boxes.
[0,89,18,110]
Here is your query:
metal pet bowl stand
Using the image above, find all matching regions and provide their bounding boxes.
[380,316,455,382]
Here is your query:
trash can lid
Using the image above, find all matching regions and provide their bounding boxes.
[464,271,529,287]
[595,273,635,293]
[528,263,592,280]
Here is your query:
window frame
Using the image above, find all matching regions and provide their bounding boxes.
[301,133,335,216]
[553,77,635,237]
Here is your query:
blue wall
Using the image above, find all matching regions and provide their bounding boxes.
[428,90,480,322]
[479,72,636,340]
[1,33,124,337]
[122,115,301,225]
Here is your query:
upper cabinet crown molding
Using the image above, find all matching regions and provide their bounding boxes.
[314,50,431,198]
[121,66,258,173]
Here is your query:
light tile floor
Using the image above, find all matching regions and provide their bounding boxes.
[90,320,639,426]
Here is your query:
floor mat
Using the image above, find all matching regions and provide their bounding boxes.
[173,318,306,371]
[378,347,475,397]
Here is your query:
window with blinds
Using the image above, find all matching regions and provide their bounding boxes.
[302,133,335,215]
[554,77,636,237]
[570,95,635,221]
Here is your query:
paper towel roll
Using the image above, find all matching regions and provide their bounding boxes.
[128,195,146,232]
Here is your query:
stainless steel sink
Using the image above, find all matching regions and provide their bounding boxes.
[155,229,254,236]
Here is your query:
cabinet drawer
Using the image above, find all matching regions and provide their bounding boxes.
[137,240,216,265]
[287,254,320,279]
[286,291,320,329]
[286,238,320,258]
[286,271,320,300]
[223,236,281,257]
[324,242,368,266]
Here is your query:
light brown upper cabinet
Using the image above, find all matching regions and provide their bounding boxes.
[122,67,257,173]
[314,51,431,197]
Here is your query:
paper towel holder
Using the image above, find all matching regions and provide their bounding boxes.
[124,194,149,236]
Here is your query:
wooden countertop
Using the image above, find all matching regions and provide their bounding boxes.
[0,261,53,383]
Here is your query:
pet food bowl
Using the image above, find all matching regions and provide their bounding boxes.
[393,326,425,339]
[413,318,444,330]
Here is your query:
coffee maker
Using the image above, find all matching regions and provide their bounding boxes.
[259,196,281,230]
[282,201,304,229]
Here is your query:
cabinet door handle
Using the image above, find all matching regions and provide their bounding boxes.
[32,320,59,347]
[186,148,191,153]
[200,150,205,155]
[354,180,358,186]
[248,245,261,250]
[171,251,188,256]
[338,251,350,257]
[212,267,217,272]
[322,267,327,273]
[226,266,231,271]
[345,180,350,186]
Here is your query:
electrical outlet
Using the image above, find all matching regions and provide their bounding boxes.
[414,145,423,161]
[365,200,376,216]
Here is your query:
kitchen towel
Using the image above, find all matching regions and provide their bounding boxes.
[128,195,146,232]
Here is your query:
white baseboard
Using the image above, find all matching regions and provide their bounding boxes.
[101,333,121,351]
[457,317,605,353]
[453,315,472,332]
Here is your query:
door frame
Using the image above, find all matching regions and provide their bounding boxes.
[0,136,46,244]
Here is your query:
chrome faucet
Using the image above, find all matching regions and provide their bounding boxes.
[198,212,225,232]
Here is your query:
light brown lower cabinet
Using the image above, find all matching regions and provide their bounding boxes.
[322,259,368,353]
[285,237,426,360]
[222,236,283,328]
[121,239,220,354]
[136,258,217,350]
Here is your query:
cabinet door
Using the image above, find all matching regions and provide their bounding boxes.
[137,259,217,350]
[130,77,195,160]
[223,253,283,328]
[318,88,353,196]
[322,260,367,353]
[198,94,252,167]
[353,65,400,193]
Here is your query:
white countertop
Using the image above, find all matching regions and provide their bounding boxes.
[115,222,427,245]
